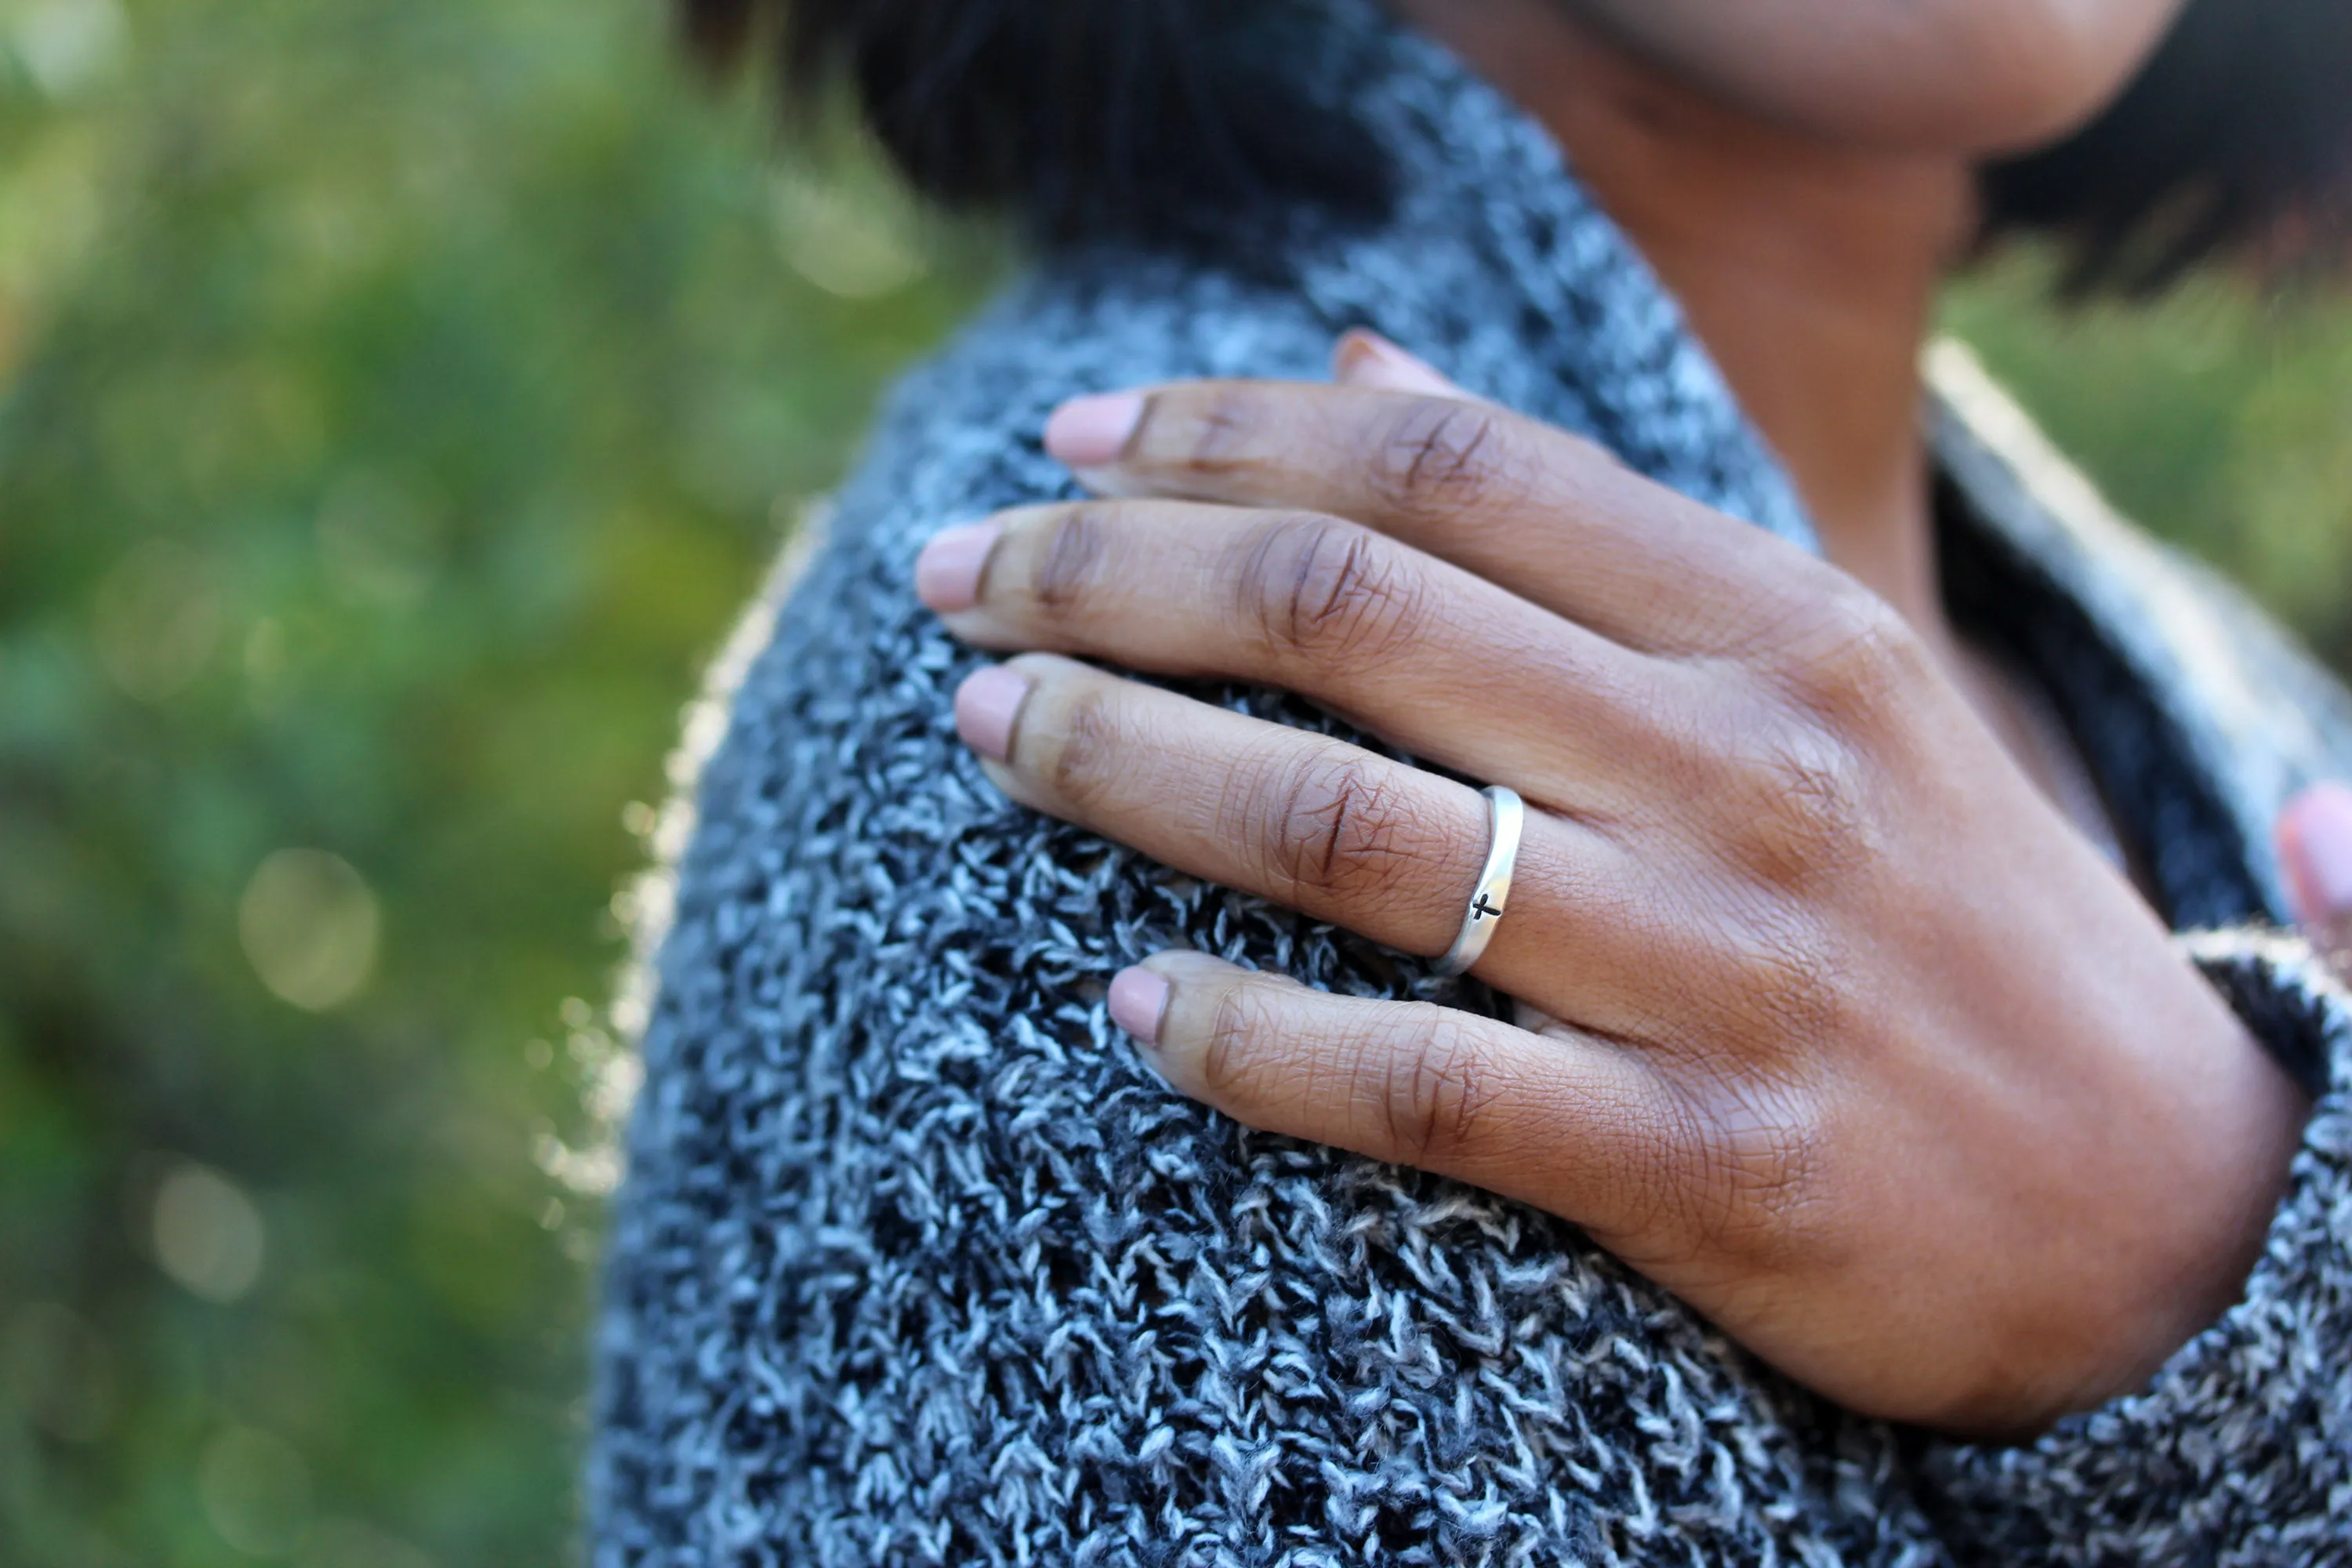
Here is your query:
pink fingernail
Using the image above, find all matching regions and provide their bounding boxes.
[916,520,1001,612]
[2280,781,2352,921]
[1044,392,1145,468]
[1333,330,1457,395]
[953,665,1032,763]
[1109,966,1171,1046]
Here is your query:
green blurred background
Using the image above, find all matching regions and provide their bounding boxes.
[2,1,2350,1563]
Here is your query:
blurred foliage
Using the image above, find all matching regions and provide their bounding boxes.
[0,0,2350,1563]
[0,0,994,1562]
[1947,259,2352,674]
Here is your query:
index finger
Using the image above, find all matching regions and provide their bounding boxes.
[1044,379,1828,656]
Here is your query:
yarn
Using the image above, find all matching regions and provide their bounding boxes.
[592,5,2352,1562]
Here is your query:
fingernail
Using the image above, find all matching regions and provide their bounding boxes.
[1333,330,1457,395]
[2281,781,2352,920]
[954,665,1032,762]
[916,520,1001,612]
[1044,391,1145,468]
[1108,965,1171,1047]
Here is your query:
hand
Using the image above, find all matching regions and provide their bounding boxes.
[914,335,2307,1436]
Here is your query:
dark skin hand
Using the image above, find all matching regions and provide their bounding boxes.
[911,0,2313,1437]
[916,358,2307,1438]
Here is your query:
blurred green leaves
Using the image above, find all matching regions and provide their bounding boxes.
[0,0,993,1562]
[1947,256,2352,673]
[2,0,2351,1564]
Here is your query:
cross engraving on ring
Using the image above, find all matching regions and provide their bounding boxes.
[1470,893,1504,924]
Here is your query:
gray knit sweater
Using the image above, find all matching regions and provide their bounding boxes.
[591,4,2352,1562]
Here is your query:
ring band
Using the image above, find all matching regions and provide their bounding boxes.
[1436,785,1524,978]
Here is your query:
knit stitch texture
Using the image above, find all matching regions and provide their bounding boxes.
[591,5,2352,1562]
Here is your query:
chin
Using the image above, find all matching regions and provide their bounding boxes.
[1566,0,2187,154]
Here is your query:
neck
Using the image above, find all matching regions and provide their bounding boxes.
[1396,0,1980,644]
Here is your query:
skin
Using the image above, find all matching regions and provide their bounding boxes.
[2283,782,2352,959]
[1499,0,2183,152]
[909,0,2314,1435]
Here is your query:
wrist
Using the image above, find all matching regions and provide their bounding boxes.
[2100,1000,2307,1415]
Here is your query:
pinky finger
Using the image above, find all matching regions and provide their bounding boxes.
[1109,951,1671,1238]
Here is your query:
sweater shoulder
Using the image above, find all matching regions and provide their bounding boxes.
[597,263,1904,1568]
[830,256,1339,560]
[637,253,1408,1053]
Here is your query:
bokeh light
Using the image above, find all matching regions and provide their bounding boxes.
[90,539,222,702]
[151,1160,266,1304]
[238,850,380,1013]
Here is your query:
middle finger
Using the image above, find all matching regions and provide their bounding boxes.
[917,499,1682,814]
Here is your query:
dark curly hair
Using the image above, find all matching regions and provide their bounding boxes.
[680,0,2352,292]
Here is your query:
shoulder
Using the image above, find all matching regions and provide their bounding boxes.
[626,255,1374,1067]
[596,254,1911,1563]
[836,253,1340,558]
[642,251,1346,942]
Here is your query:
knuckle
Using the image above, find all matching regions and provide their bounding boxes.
[1201,983,1283,1107]
[1662,1079,1822,1266]
[1726,715,1876,886]
[1029,505,1117,613]
[1234,514,1425,666]
[1374,1015,1501,1164]
[1240,748,1424,905]
[1775,586,1929,724]
[1711,905,1842,1044]
[1367,398,1520,513]
[1178,387,1266,477]
[1695,1127,1821,1264]
[1039,682,1128,811]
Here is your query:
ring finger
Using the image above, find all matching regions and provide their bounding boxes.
[956,653,1673,1025]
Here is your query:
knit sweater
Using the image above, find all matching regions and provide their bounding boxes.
[590,4,2352,1563]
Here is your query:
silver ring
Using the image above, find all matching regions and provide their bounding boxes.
[1436,785,1524,978]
